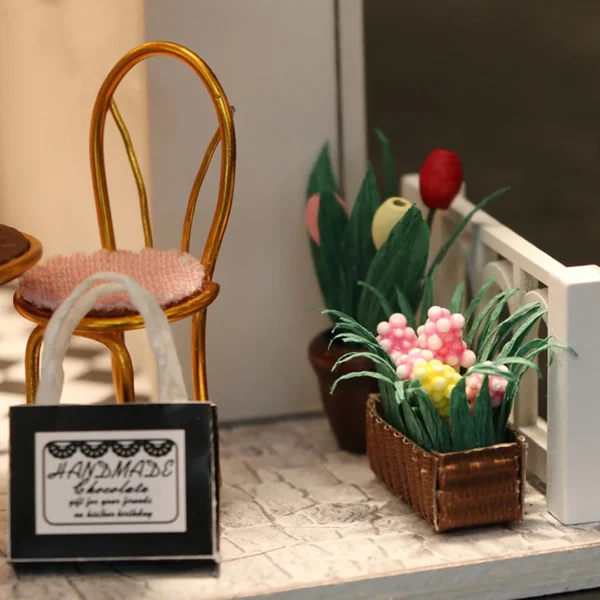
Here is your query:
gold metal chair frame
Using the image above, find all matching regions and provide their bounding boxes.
[14,41,236,405]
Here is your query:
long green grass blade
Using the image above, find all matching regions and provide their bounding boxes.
[333,351,397,376]
[395,286,417,329]
[498,307,548,359]
[495,356,540,376]
[330,333,383,357]
[449,281,466,314]
[466,288,516,349]
[478,302,541,361]
[325,309,377,337]
[468,363,517,380]
[415,390,452,452]
[427,187,510,278]
[330,370,396,394]
[496,378,524,443]
[378,374,403,431]
[400,401,431,451]
[464,276,497,330]
[475,288,519,356]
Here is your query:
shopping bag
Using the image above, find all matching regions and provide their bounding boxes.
[8,272,219,563]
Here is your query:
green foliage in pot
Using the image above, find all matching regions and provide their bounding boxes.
[306,132,510,332]
[323,277,574,453]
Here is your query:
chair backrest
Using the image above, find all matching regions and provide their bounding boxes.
[89,41,236,281]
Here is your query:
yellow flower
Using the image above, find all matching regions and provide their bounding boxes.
[410,359,461,417]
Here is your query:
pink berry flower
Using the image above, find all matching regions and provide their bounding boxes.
[376,313,418,357]
[394,347,435,380]
[465,362,510,408]
[416,306,476,369]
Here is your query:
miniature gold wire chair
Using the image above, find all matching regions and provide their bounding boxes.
[14,41,236,404]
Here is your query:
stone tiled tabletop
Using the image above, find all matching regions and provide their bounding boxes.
[2,416,600,599]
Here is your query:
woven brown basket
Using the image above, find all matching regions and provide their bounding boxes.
[366,395,527,532]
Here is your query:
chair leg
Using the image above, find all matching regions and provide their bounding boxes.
[191,309,208,401]
[111,332,126,403]
[84,332,135,404]
[192,309,220,485]
[25,325,45,405]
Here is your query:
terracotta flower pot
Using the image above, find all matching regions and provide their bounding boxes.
[308,329,379,454]
[366,396,527,532]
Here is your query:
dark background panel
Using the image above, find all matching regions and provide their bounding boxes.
[364,0,600,268]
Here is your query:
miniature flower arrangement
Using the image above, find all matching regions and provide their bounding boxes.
[324,278,573,531]
[306,131,508,453]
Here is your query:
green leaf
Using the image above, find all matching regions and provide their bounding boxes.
[375,128,396,200]
[449,281,466,314]
[474,377,495,448]
[307,143,339,197]
[427,187,510,278]
[317,190,350,313]
[464,276,497,331]
[358,282,393,320]
[357,204,429,331]
[449,379,477,451]
[419,265,438,326]
[415,389,452,453]
[465,288,516,349]
[475,288,520,356]
[395,287,417,330]
[498,307,548,359]
[342,166,381,315]
[309,239,334,324]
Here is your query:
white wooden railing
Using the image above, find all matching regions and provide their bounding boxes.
[402,174,600,526]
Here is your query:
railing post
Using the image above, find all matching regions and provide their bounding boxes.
[547,265,600,524]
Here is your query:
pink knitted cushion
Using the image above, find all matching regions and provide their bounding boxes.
[18,248,205,313]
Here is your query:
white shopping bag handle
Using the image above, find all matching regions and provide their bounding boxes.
[35,272,188,406]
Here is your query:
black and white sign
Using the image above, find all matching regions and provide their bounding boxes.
[36,429,186,535]
[9,403,218,562]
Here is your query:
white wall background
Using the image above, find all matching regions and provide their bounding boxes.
[145,0,365,420]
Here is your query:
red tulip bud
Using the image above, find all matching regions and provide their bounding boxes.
[419,149,463,210]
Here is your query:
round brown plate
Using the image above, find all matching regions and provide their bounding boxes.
[0,225,30,266]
